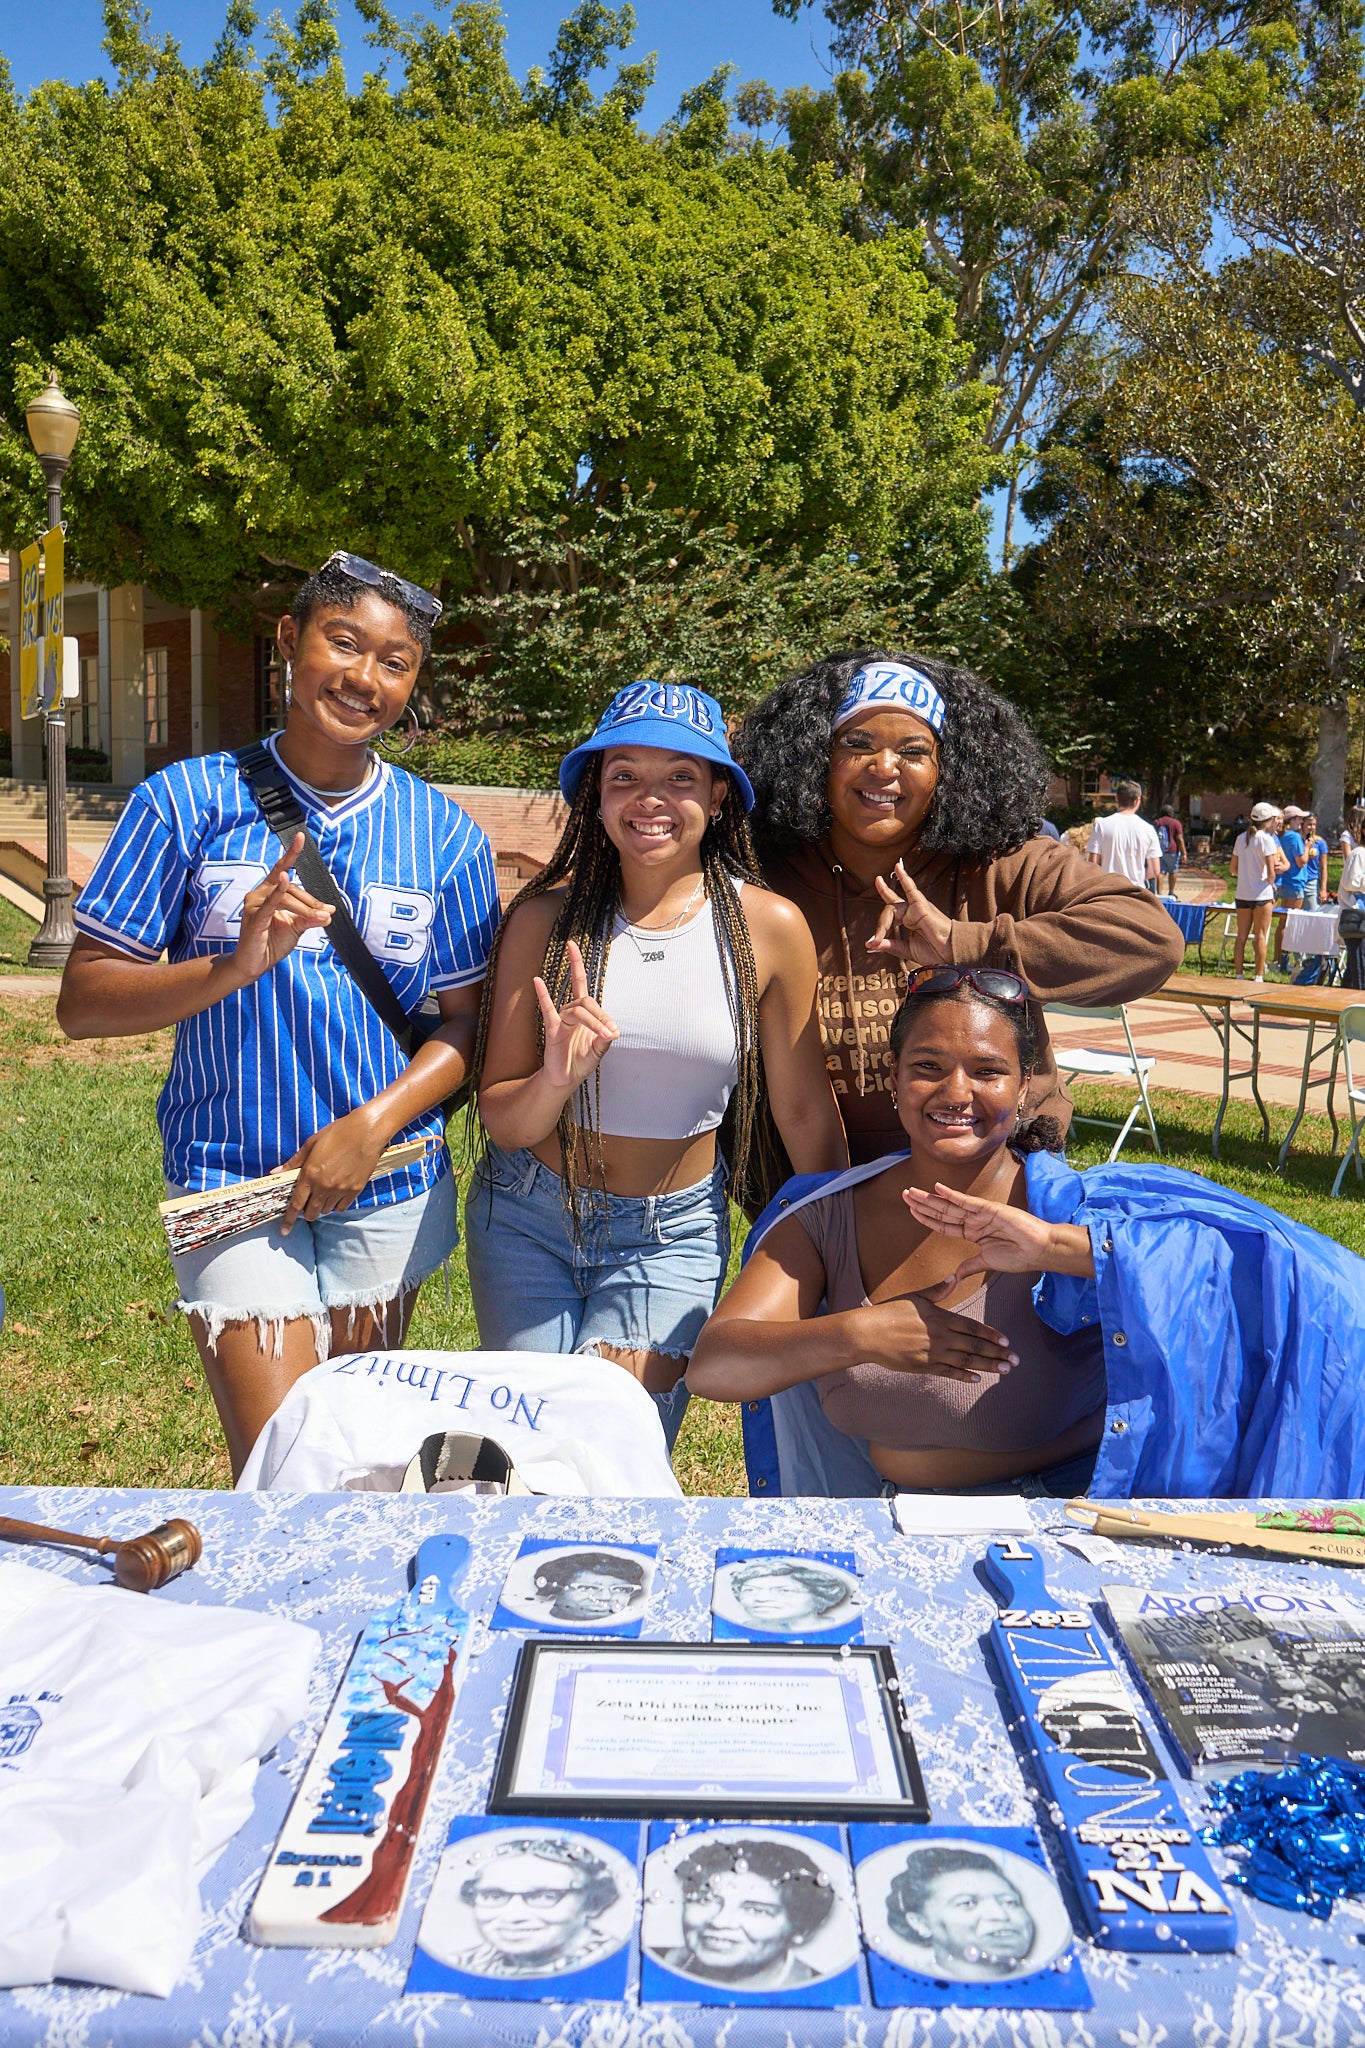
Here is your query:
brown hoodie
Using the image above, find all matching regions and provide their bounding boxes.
[763,836,1185,1162]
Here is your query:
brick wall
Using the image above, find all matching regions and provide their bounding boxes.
[438,784,567,866]
[142,617,192,773]
[218,628,259,750]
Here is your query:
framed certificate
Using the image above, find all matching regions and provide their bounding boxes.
[489,1641,929,1821]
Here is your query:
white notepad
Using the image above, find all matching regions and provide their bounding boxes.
[891,1493,1035,1539]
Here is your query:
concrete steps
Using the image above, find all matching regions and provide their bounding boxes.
[0,779,130,835]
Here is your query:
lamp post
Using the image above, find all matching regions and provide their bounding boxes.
[24,372,81,970]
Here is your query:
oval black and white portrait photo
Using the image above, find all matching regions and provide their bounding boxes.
[418,1827,640,1981]
[496,1543,655,1630]
[642,1827,860,1992]
[855,1838,1071,1985]
[711,1555,861,1637]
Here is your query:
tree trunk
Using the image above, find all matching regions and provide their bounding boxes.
[317,1646,458,1929]
[1312,696,1351,833]
[1001,470,1020,571]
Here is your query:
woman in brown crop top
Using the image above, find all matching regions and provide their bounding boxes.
[687,968,1107,1493]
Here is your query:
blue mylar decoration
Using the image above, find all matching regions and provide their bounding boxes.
[1204,1757,1365,1919]
[639,1820,865,2009]
[982,1540,1237,1954]
[407,1815,642,2002]
[849,1823,1092,2011]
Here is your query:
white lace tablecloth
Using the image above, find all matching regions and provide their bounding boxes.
[3,1484,1364,2046]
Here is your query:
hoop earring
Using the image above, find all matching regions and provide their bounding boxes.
[386,703,421,756]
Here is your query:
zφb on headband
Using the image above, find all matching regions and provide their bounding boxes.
[833,662,946,737]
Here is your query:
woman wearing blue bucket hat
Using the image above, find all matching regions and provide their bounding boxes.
[465,682,849,1451]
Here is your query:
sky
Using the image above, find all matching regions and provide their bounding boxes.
[5,0,1019,559]
[2,0,836,129]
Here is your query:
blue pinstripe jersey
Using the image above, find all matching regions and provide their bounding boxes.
[75,740,501,1207]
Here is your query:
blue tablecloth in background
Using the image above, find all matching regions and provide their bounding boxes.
[1162,897,1208,947]
[3,1484,1365,2046]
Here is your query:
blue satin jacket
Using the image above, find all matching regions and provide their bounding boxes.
[741,1152,1365,1499]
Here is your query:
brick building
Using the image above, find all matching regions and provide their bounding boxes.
[1,564,567,893]
[3,564,280,786]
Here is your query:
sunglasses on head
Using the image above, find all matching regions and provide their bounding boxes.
[905,966,1029,1005]
[320,550,443,626]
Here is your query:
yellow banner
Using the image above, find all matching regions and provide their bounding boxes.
[41,525,64,712]
[18,541,41,719]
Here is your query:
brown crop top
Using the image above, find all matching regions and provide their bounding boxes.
[793,1188,1106,1453]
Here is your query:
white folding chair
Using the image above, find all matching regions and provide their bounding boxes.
[1330,1007,1365,1197]
[1045,1003,1160,1162]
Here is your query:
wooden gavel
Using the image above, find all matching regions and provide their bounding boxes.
[0,1513,203,1591]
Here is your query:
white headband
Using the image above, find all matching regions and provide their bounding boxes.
[833,662,946,737]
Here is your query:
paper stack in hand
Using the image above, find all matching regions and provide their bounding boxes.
[0,1561,318,1996]
[158,1136,436,1256]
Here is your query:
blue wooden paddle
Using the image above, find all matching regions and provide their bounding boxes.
[983,1538,1236,1953]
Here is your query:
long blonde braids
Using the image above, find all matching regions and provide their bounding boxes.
[467,757,774,1243]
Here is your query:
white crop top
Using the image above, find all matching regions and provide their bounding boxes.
[586,883,744,1140]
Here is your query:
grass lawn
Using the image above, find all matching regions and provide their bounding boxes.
[0,892,62,976]
[3,985,1363,1501]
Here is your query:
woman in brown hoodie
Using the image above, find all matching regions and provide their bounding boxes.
[735,651,1184,1168]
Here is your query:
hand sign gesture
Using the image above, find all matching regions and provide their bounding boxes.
[534,940,620,1093]
[867,860,953,966]
[903,1181,1095,1284]
[233,833,333,985]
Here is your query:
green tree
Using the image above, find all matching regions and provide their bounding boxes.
[1024,108,1365,826]
[0,0,995,713]
[422,487,1007,736]
[742,0,1360,559]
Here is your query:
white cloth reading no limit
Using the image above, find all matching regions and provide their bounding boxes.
[0,1562,318,1996]
[237,1350,684,1498]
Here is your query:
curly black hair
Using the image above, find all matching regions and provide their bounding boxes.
[887,1847,1023,1943]
[532,1551,647,1595]
[674,1839,836,1941]
[291,558,434,662]
[734,649,1050,864]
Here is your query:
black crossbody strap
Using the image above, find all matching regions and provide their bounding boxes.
[235,742,417,1057]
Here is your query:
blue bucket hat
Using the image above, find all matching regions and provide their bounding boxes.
[558,683,755,810]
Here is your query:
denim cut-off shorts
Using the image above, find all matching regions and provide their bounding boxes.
[168,1169,457,1363]
[463,1142,731,1450]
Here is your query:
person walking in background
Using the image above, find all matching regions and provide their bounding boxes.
[1085,781,1161,891]
[1275,806,1312,971]
[1301,815,1329,913]
[1153,805,1186,896]
[1294,812,1332,983]
[1339,814,1357,880]
[1340,833,1365,909]
[1231,802,1288,981]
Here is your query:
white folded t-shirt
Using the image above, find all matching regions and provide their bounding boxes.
[0,1561,318,1996]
